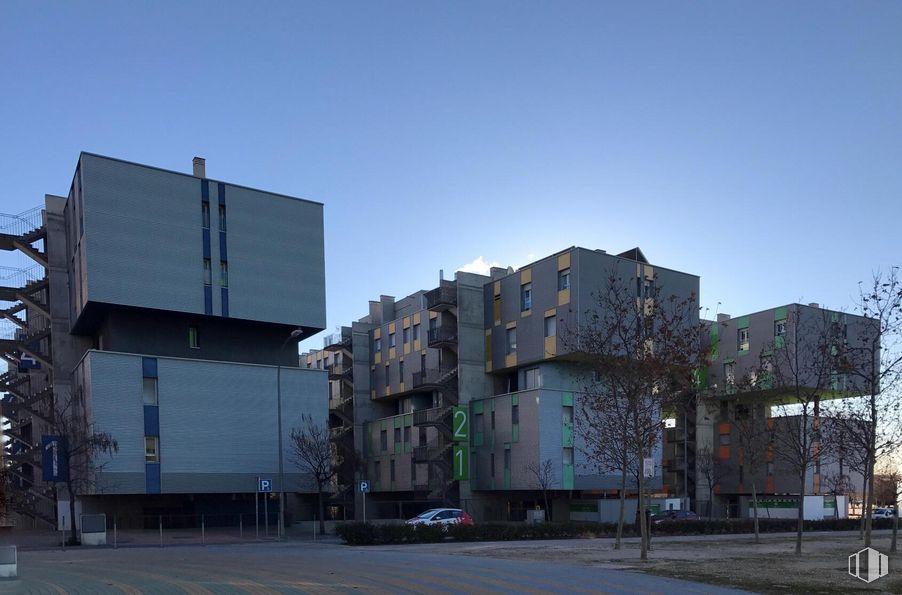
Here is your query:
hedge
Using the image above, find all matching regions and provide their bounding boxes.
[335,518,896,545]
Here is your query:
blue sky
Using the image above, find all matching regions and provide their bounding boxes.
[2,2,900,353]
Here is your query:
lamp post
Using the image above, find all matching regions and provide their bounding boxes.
[277,328,304,540]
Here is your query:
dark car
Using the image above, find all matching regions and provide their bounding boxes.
[651,510,699,525]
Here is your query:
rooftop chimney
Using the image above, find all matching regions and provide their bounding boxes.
[717,313,731,322]
[808,302,819,308]
[192,156,206,178]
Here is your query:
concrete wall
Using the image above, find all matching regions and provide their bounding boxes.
[82,350,327,494]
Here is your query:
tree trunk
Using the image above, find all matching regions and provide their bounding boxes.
[891,507,898,554]
[751,481,760,544]
[67,482,78,546]
[858,479,867,540]
[543,490,550,522]
[614,460,627,550]
[795,471,805,555]
[637,439,648,561]
[864,402,878,548]
[317,485,326,536]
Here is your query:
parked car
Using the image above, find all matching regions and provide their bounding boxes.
[871,508,896,520]
[406,508,474,526]
[651,510,699,525]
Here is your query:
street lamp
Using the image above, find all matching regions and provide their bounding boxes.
[277,327,304,540]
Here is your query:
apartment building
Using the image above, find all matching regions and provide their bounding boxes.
[1,153,327,528]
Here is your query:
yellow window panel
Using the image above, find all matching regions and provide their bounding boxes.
[520,268,532,283]
[558,252,571,270]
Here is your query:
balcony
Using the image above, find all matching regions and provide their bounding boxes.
[424,282,457,312]
[412,367,457,390]
[427,325,457,348]
[327,363,352,381]
[323,329,352,352]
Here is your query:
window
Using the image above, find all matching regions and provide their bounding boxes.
[504,448,511,470]
[374,460,381,481]
[404,425,411,443]
[188,326,199,349]
[428,317,437,332]
[399,360,405,381]
[493,296,501,324]
[512,403,519,425]
[521,283,532,311]
[220,261,229,287]
[544,315,556,338]
[775,319,786,337]
[738,327,749,351]
[390,459,396,482]
[394,427,401,444]
[374,337,382,352]
[419,427,427,447]
[203,259,212,285]
[411,459,417,482]
[562,406,573,424]
[558,268,571,290]
[719,433,731,446]
[201,202,210,228]
[563,447,574,465]
[491,410,496,430]
[403,327,409,343]
[412,324,420,342]
[145,437,159,463]
[218,205,227,231]
[385,364,390,387]
[724,362,735,386]
[739,465,744,484]
[389,332,396,348]
[766,461,774,475]
[142,378,158,405]
[490,453,495,477]
[474,412,484,434]
[506,328,517,354]
[524,367,541,389]
[380,429,388,451]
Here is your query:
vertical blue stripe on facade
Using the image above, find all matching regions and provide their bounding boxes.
[201,179,209,201]
[204,286,213,315]
[203,229,211,258]
[143,405,160,436]
[219,231,227,261]
[142,357,157,378]
[146,463,161,494]
[221,288,229,317]
[217,183,225,205]
[218,184,228,317]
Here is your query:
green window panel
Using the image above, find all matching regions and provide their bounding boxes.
[472,399,484,414]
[511,394,519,406]
[394,416,403,428]
[563,464,574,489]
[774,335,785,349]
[774,306,788,320]
[736,316,749,329]
[394,442,401,455]
[512,424,519,443]
[504,469,511,489]
[474,432,484,447]
[404,414,412,426]
[562,422,573,447]
[380,419,387,430]
[562,392,574,407]
[405,442,412,453]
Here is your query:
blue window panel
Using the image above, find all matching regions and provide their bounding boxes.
[221,288,229,317]
[146,463,161,494]
[219,231,227,261]
[201,179,209,201]
[142,357,157,378]
[143,405,160,436]
[218,183,225,205]
[202,229,211,258]
[204,285,212,315]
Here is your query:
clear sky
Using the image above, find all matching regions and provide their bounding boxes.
[2,2,900,354]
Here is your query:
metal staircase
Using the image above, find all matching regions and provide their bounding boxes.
[0,207,54,528]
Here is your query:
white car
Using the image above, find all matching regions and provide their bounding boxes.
[871,508,895,520]
[405,508,474,526]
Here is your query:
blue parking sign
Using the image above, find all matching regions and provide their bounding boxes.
[258,478,272,493]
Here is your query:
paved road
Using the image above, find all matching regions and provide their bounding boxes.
[1,540,750,594]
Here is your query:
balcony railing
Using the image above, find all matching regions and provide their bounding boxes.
[427,325,457,347]
[327,363,352,380]
[323,330,352,351]
[412,367,456,389]
[424,282,457,311]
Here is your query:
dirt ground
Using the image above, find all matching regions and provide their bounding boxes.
[442,531,902,594]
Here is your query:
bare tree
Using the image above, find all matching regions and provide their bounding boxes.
[874,464,900,553]
[289,414,335,535]
[751,306,839,555]
[524,458,555,521]
[832,269,902,547]
[51,388,118,545]
[695,443,730,519]
[569,270,704,560]
[732,406,770,542]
